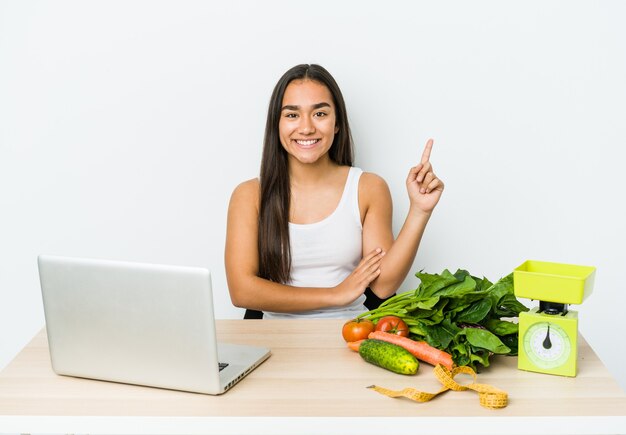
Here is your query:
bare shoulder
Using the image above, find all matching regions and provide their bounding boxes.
[358,172,392,220]
[229,178,260,212]
[359,171,391,198]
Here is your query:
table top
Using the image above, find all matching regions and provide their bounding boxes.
[1,319,625,434]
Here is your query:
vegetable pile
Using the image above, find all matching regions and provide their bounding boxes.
[356,269,528,370]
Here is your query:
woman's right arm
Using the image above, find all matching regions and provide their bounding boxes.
[225,179,383,313]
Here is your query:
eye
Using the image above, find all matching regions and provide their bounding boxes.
[314,111,328,117]
[284,112,298,118]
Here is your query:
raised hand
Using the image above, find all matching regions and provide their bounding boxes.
[334,248,384,306]
[406,138,444,213]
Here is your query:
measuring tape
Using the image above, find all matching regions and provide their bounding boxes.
[367,364,508,409]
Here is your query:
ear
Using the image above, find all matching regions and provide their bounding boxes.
[334,125,340,134]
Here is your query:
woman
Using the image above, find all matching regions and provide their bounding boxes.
[225,64,443,319]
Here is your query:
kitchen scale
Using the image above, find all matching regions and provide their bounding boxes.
[513,260,596,377]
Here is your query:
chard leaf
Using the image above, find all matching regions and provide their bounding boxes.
[417,316,441,326]
[444,305,472,321]
[415,296,441,310]
[455,298,493,323]
[453,269,471,281]
[429,310,445,325]
[470,349,491,369]
[460,328,511,354]
[446,291,488,312]
[414,270,443,287]
[500,334,519,356]
[416,269,459,298]
[423,319,461,349]
[411,309,435,319]
[435,275,477,297]
[495,294,529,317]
[483,318,519,336]
[455,354,470,367]
[449,342,470,367]
[473,276,494,293]
[486,273,514,310]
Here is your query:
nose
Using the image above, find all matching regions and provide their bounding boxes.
[299,116,315,135]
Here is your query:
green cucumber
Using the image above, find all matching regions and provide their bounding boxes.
[358,339,419,375]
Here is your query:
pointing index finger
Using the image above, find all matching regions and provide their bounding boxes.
[421,138,434,163]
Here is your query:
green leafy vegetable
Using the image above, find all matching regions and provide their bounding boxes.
[461,328,510,354]
[357,269,528,370]
[454,298,492,324]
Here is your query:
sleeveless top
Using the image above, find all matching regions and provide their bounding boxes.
[263,167,367,319]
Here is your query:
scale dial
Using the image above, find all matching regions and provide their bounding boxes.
[523,321,571,369]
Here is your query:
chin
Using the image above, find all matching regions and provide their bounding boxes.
[288,150,325,165]
[295,156,322,165]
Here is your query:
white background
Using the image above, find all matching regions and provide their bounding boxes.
[1,0,625,392]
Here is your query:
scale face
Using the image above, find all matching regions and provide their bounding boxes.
[518,308,578,377]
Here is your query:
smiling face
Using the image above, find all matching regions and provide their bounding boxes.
[278,79,339,167]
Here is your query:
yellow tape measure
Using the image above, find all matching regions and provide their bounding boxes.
[367,364,508,409]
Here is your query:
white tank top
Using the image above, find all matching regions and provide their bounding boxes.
[263,167,367,319]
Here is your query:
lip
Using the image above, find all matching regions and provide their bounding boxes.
[293,139,321,148]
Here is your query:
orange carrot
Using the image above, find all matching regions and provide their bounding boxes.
[347,339,365,352]
[368,331,454,370]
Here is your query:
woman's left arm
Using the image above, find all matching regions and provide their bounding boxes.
[362,139,444,298]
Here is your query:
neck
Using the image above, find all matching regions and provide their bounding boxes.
[288,155,337,187]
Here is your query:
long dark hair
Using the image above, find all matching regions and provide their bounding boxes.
[258,64,354,284]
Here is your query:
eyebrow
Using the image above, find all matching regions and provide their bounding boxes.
[281,102,332,111]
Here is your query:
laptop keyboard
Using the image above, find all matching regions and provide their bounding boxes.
[218,362,229,371]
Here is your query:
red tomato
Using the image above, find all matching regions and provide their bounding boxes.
[374,315,409,337]
[342,318,375,343]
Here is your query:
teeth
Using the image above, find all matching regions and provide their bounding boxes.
[296,139,318,146]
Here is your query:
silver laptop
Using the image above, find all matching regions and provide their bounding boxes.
[37,255,270,395]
